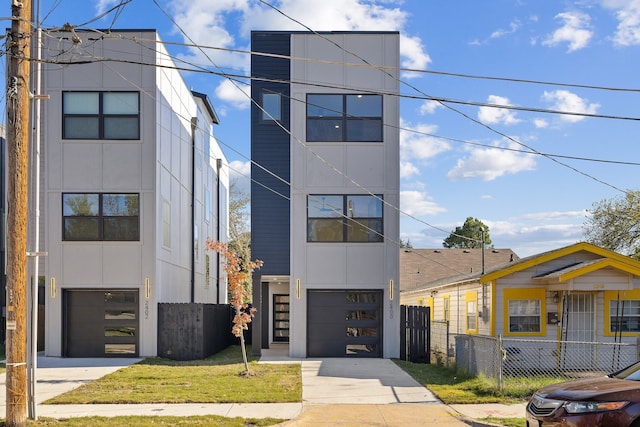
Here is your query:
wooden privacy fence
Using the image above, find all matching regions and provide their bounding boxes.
[400,305,430,363]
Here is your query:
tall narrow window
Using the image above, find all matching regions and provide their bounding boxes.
[262,92,281,121]
[466,291,478,333]
[162,200,171,247]
[63,91,140,140]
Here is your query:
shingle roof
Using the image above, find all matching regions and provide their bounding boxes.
[400,248,519,291]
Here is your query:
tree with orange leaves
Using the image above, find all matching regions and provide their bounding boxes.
[206,239,263,373]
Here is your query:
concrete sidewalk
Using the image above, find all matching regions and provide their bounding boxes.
[0,353,526,426]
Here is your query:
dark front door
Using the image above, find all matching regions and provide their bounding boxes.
[63,289,138,357]
[273,294,290,342]
[307,290,382,357]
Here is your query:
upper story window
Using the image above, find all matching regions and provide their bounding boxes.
[63,193,139,241]
[306,94,382,142]
[262,92,281,121]
[63,91,140,140]
[307,194,383,242]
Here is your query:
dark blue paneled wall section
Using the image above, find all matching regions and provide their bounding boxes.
[250,32,291,276]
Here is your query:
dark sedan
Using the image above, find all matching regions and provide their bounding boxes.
[526,362,640,427]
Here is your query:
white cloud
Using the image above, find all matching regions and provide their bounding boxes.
[215,79,251,109]
[603,0,640,46]
[419,100,442,115]
[477,95,521,125]
[400,34,432,78]
[400,120,451,179]
[169,0,249,67]
[168,0,430,104]
[488,214,584,257]
[543,11,593,52]
[533,118,549,128]
[447,140,536,181]
[400,161,420,179]
[541,90,599,123]
[229,159,251,195]
[490,20,522,39]
[400,190,446,216]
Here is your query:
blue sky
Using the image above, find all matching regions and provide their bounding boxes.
[10,0,640,257]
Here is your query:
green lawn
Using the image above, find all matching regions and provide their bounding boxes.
[394,359,561,404]
[7,415,283,426]
[393,359,564,427]
[46,346,301,405]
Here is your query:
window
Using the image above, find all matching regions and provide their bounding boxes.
[508,300,540,332]
[443,296,450,321]
[262,92,281,121]
[605,290,640,336]
[63,91,139,140]
[466,291,478,333]
[205,188,211,222]
[503,288,546,337]
[162,200,171,247]
[63,193,139,241]
[307,194,383,242]
[306,94,382,142]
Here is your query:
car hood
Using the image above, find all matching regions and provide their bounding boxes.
[537,376,640,402]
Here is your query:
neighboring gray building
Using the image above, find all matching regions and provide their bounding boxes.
[251,31,400,358]
[39,30,229,357]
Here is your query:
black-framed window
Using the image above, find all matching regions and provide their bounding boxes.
[262,91,281,121]
[63,193,140,241]
[63,91,140,140]
[306,94,382,142]
[307,194,383,242]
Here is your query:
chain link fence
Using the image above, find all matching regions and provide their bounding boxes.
[436,330,640,390]
[430,320,453,367]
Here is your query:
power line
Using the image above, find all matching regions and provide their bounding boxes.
[251,0,630,196]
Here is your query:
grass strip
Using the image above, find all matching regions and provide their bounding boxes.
[46,346,301,404]
[0,415,283,426]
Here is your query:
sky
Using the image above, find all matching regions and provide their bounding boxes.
[7,0,640,257]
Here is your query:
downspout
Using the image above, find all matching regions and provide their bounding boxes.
[190,117,197,303]
[216,158,222,304]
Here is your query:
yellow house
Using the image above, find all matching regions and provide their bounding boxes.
[401,243,640,370]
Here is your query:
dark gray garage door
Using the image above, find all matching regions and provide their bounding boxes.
[63,290,138,357]
[307,290,382,357]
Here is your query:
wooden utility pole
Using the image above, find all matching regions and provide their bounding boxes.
[6,0,32,425]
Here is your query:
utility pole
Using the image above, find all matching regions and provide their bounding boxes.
[6,0,32,425]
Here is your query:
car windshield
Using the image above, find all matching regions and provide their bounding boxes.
[611,361,640,381]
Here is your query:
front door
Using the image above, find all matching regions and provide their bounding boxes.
[273,294,290,342]
[560,293,595,369]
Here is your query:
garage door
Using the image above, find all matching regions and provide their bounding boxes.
[63,290,138,357]
[307,290,382,357]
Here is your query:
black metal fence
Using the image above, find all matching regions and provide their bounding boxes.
[400,305,430,363]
